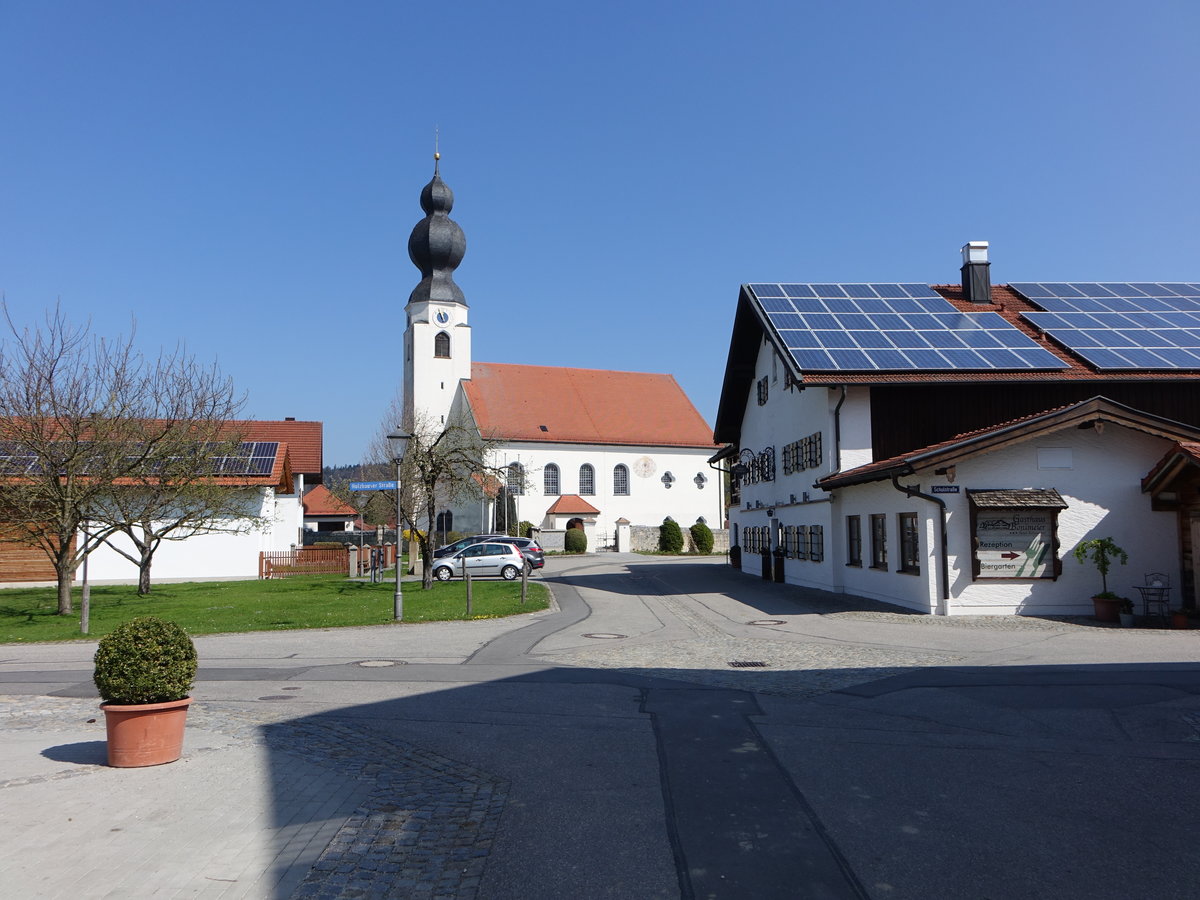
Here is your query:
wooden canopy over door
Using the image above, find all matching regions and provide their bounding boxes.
[1143,442,1200,610]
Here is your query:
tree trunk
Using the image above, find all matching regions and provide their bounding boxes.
[138,556,153,595]
[57,578,73,616]
[421,541,434,589]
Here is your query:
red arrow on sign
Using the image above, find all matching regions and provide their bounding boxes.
[1000,552,1020,559]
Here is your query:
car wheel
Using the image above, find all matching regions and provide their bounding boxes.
[434,567,453,582]
[501,565,519,581]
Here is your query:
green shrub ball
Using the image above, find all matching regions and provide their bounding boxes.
[690,521,714,554]
[564,528,588,553]
[94,616,198,704]
[660,517,684,553]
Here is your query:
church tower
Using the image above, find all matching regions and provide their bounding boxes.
[403,154,472,430]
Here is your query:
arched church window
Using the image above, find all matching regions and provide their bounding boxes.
[613,464,629,495]
[507,462,525,496]
[579,464,595,496]
[544,463,560,496]
[434,331,451,358]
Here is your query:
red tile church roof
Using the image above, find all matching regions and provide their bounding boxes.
[463,363,715,448]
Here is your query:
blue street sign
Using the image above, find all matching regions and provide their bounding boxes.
[348,480,398,491]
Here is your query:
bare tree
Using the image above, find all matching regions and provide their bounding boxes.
[88,422,265,596]
[362,401,509,589]
[0,304,247,611]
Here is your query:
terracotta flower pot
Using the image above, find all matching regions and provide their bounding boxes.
[1171,612,1190,630]
[101,697,193,767]
[1092,596,1122,623]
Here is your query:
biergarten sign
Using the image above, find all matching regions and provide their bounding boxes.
[974,509,1055,578]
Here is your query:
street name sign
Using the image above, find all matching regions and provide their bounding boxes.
[348,481,398,491]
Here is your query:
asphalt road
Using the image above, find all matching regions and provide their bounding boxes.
[2,553,1199,899]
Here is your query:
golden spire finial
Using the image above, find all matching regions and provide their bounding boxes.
[434,126,441,174]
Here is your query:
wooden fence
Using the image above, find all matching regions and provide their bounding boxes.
[259,547,348,579]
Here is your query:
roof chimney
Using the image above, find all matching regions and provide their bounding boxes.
[961,241,991,304]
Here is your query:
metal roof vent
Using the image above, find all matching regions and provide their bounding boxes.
[961,241,991,304]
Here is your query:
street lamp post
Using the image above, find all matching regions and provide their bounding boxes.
[387,430,411,621]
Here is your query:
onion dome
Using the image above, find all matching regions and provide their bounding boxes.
[407,154,467,305]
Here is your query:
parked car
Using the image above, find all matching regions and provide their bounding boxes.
[433,534,503,559]
[431,541,527,582]
[433,534,544,569]
[503,536,545,569]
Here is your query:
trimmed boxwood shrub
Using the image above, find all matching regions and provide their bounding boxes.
[564,527,588,553]
[690,520,714,554]
[659,517,684,553]
[94,616,198,705]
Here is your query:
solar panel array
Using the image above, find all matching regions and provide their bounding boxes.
[747,283,1069,372]
[0,441,280,478]
[212,442,279,476]
[1011,283,1200,370]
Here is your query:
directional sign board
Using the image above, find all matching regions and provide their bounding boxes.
[348,481,398,491]
[974,510,1054,578]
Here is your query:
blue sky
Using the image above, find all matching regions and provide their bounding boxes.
[3,1,1198,465]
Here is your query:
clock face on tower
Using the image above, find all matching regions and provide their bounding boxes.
[633,456,656,478]
[434,309,450,326]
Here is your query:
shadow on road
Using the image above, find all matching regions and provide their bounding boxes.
[261,658,1200,899]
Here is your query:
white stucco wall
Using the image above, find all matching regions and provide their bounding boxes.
[730,338,843,589]
[830,424,1180,615]
[79,488,301,583]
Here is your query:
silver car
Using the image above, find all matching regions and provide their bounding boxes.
[432,541,526,582]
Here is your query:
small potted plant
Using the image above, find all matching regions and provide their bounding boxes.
[94,616,198,767]
[1170,608,1190,630]
[1118,597,1136,628]
[1072,537,1128,623]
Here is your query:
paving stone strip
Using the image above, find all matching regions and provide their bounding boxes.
[0,696,508,899]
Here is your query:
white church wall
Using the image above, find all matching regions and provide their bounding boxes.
[495,442,723,543]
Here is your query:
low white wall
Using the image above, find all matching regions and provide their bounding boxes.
[79,489,300,583]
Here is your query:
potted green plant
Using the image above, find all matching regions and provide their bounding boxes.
[1072,537,1128,623]
[93,616,198,767]
[1118,597,1135,628]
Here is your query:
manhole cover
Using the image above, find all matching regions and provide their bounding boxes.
[728,660,768,668]
[582,633,627,640]
[357,660,405,668]
[749,619,786,626]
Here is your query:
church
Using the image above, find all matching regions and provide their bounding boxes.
[401,157,720,550]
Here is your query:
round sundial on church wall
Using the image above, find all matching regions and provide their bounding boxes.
[633,456,656,478]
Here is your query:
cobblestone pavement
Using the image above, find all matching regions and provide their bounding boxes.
[1,696,506,899]
[548,587,966,698]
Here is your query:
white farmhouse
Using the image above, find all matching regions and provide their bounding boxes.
[713,243,1200,616]
[401,158,720,549]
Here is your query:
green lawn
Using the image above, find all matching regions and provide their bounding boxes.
[0,575,551,643]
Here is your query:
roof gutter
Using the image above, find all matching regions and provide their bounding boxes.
[891,474,950,616]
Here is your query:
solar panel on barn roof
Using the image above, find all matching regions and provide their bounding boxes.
[1011,283,1200,371]
[747,283,1070,373]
